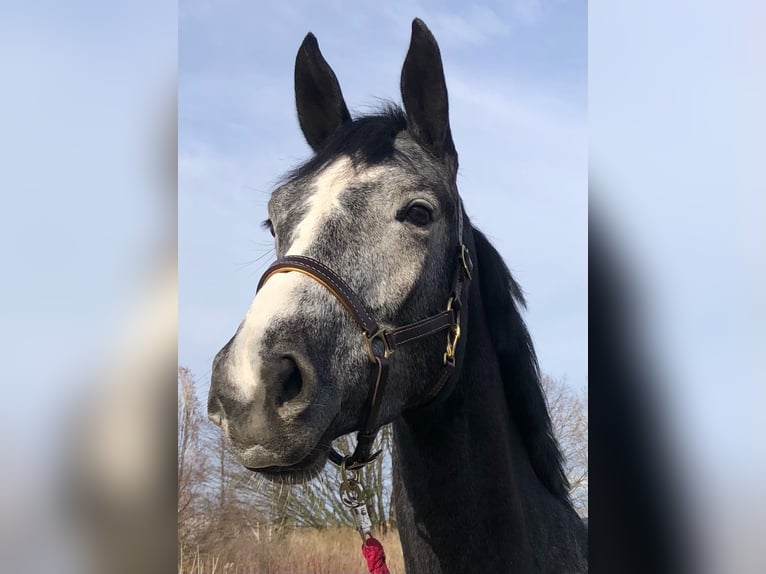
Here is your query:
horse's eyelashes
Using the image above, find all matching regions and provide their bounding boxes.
[261,219,275,237]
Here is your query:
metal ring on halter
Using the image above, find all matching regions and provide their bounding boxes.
[363,328,394,362]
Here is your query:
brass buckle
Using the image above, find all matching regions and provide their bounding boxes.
[363,329,393,362]
[443,323,461,365]
[444,297,461,365]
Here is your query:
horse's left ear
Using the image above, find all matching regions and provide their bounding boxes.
[295,33,352,152]
[401,18,457,176]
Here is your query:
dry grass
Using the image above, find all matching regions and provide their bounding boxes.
[179,527,404,574]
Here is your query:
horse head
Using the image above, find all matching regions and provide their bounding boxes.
[208,19,467,481]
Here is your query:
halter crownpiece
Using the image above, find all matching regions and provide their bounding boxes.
[256,201,472,469]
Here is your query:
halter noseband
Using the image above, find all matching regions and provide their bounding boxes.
[256,203,472,469]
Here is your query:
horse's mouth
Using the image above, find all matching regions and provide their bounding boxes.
[246,441,330,484]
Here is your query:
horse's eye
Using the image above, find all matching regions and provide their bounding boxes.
[405,204,432,227]
[262,219,275,237]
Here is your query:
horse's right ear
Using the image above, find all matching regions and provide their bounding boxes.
[294,33,351,152]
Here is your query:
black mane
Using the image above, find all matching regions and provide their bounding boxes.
[285,104,408,183]
[473,227,573,507]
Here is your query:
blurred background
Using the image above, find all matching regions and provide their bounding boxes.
[590,1,766,572]
[0,0,763,573]
[0,1,176,573]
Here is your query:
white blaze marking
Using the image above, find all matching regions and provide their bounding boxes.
[286,157,353,255]
[227,157,384,400]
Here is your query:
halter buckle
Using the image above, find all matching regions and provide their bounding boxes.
[443,323,461,365]
[363,329,394,362]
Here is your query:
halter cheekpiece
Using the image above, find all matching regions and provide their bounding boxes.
[256,202,472,469]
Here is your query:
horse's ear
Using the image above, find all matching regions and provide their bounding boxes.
[400,19,457,175]
[294,33,352,152]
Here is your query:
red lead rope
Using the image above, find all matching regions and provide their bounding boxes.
[361,536,390,574]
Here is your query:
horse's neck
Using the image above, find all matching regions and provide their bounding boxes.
[392,299,578,573]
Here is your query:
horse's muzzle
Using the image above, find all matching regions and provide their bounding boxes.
[207,344,333,469]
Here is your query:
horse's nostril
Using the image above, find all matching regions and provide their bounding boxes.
[276,356,303,407]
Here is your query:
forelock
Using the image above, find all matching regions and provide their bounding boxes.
[283,103,408,185]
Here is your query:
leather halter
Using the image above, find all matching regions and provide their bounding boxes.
[256,203,472,469]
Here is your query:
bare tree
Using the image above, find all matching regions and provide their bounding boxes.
[178,366,209,548]
[541,374,589,517]
[179,366,275,561]
[246,430,395,532]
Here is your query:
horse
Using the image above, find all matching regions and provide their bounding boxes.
[208,18,588,573]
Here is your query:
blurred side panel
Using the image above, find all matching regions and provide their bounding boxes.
[590,0,766,573]
[0,1,176,573]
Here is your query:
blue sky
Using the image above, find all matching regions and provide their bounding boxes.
[179,1,587,392]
